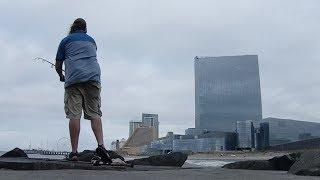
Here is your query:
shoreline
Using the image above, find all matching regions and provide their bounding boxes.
[188,151,289,161]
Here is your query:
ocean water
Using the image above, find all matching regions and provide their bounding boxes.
[0,151,65,160]
[184,159,234,167]
[125,156,233,167]
[27,154,66,160]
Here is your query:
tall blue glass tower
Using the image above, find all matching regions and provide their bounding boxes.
[195,55,262,132]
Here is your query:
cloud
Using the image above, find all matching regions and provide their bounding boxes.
[0,0,320,150]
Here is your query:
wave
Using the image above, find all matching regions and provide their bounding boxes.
[184,159,234,167]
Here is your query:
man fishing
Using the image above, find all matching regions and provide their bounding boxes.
[55,18,112,163]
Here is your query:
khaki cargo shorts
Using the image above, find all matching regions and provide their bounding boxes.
[64,81,102,120]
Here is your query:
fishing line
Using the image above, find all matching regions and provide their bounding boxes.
[34,57,65,72]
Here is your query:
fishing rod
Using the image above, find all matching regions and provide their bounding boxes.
[34,57,65,72]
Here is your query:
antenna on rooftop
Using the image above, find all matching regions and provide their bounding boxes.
[28,139,31,150]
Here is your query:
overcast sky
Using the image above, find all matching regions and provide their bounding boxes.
[0,0,320,151]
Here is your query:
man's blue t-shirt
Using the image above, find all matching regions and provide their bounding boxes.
[56,30,101,87]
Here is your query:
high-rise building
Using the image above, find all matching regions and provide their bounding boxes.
[255,122,270,150]
[129,121,142,137]
[172,131,237,152]
[236,120,255,149]
[122,126,155,155]
[185,128,208,136]
[195,55,262,132]
[142,113,159,139]
[262,117,320,146]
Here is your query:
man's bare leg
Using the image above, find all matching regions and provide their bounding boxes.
[91,118,112,163]
[91,118,104,146]
[69,119,80,153]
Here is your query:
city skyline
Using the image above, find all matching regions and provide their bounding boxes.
[195,55,262,132]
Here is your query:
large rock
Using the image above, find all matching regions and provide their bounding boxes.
[0,148,28,158]
[268,153,301,171]
[222,160,274,170]
[223,153,301,171]
[288,151,320,176]
[77,150,95,162]
[126,152,188,167]
[107,150,125,161]
[77,150,125,162]
[0,158,127,170]
[295,167,320,176]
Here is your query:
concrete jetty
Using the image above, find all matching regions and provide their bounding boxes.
[0,166,319,180]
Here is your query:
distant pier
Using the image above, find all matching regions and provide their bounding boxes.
[24,149,69,155]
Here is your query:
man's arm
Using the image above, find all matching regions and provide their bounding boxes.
[55,60,65,82]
